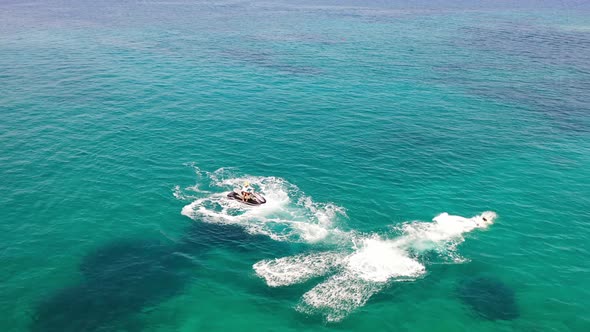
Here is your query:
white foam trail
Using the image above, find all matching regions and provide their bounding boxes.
[395,211,497,260]
[298,272,385,322]
[177,167,345,243]
[254,211,497,322]
[292,235,426,322]
[253,252,346,287]
[346,235,426,282]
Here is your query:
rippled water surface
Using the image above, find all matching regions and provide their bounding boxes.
[1,1,589,331]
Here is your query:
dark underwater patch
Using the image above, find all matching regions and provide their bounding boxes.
[80,239,192,282]
[179,221,253,251]
[31,220,304,331]
[31,239,194,332]
[454,23,590,134]
[31,283,143,332]
[457,276,519,321]
[177,221,310,301]
[218,48,322,75]
[178,220,301,258]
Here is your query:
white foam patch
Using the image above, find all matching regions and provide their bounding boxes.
[177,167,345,243]
[253,252,346,287]
[395,211,497,260]
[346,235,426,282]
[294,235,427,321]
[254,211,497,322]
[298,272,385,322]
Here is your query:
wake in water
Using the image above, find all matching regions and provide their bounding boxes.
[176,166,496,322]
[254,211,497,322]
[176,166,346,242]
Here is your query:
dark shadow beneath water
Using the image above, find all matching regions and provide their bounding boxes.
[33,283,146,332]
[457,276,519,321]
[178,220,310,293]
[31,220,303,331]
[31,239,195,332]
[80,239,192,283]
[218,48,322,75]
[177,220,307,259]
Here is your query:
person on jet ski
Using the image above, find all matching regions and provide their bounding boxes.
[241,181,254,202]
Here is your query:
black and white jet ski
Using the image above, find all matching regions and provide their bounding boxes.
[227,191,267,206]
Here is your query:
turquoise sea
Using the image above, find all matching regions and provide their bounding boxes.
[1,1,589,331]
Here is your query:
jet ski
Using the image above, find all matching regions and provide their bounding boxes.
[227,191,267,206]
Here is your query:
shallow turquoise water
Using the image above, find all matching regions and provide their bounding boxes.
[1,1,589,331]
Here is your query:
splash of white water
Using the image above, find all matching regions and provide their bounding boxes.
[177,167,345,243]
[254,211,497,321]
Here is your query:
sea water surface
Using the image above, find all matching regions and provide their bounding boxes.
[1,1,589,331]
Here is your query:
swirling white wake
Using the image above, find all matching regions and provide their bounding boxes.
[177,167,346,243]
[254,212,497,322]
